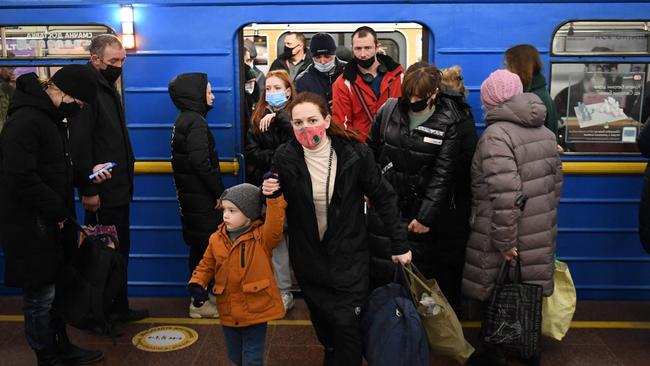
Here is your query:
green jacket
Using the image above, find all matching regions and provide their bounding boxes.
[528,73,558,135]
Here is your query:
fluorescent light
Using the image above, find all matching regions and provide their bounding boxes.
[121,6,134,23]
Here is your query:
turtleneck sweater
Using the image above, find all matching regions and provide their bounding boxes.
[303,135,338,240]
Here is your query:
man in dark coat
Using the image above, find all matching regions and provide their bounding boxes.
[295,33,346,106]
[0,65,105,365]
[68,34,148,323]
[169,72,224,318]
[269,32,313,81]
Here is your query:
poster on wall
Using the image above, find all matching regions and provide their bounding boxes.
[551,63,648,153]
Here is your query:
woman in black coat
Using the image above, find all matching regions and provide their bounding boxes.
[0,66,104,365]
[244,69,295,186]
[244,70,296,311]
[367,62,476,310]
[272,92,411,366]
[169,72,224,318]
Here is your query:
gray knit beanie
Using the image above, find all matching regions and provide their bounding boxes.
[220,183,263,220]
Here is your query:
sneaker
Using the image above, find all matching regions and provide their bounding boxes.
[281,291,295,312]
[208,292,217,305]
[189,300,219,319]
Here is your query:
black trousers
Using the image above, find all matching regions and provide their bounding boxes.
[188,243,208,274]
[410,228,466,312]
[301,284,366,366]
[85,204,130,313]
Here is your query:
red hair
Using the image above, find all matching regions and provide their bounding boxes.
[250,70,295,133]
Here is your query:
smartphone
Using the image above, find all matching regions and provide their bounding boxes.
[89,162,116,180]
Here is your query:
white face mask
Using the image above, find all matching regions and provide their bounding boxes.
[244,82,255,94]
[314,59,336,73]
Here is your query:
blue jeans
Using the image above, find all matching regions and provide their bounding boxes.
[23,284,58,351]
[222,323,267,366]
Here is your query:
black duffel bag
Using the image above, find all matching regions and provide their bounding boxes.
[481,256,543,360]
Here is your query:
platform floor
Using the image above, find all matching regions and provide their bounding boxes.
[1,297,650,365]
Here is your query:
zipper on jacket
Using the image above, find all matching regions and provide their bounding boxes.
[240,243,245,268]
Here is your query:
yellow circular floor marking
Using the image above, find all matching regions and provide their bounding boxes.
[132,325,198,352]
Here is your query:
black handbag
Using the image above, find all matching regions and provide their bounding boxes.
[481,257,543,359]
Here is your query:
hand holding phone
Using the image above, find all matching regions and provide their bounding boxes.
[89,162,116,180]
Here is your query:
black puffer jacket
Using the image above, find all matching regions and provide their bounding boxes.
[271,136,408,296]
[0,73,74,288]
[295,59,346,102]
[368,96,464,227]
[169,73,224,247]
[244,108,294,186]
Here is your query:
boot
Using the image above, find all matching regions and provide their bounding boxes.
[323,347,335,366]
[36,348,65,366]
[56,330,104,365]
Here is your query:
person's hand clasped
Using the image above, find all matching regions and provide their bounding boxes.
[408,219,430,234]
[392,250,413,265]
[262,172,281,198]
[82,195,101,212]
[259,113,276,132]
[501,247,518,260]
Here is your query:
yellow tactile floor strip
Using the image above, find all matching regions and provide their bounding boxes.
[1,315,650,329]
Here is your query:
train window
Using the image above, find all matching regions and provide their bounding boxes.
[551,21,650,154]
[244,23,423,75]
[552,21,650,56]
[0,25,112,58]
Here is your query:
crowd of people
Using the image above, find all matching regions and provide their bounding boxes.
[0,27,565,366]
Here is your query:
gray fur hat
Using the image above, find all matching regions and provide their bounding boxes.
[220,183,262,220]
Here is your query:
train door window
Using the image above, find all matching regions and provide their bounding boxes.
[243,23,423,76]
[0,25,120,93]
[239,23,424,149]
[550,21,650,154]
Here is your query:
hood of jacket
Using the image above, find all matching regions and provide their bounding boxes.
[168,72,209,116]
[485,93,546,128]
[343,53,402,82]
[8,73,60,122]
[528,72,547,93]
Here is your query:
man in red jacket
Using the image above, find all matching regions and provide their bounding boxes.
[332,26,404,142]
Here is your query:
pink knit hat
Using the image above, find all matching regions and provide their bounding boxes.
[480,69,523,110]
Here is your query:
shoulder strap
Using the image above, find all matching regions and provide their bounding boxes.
[380,98,400,144]
[351,82,374,125]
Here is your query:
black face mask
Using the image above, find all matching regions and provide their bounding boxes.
[409,98,430,113]
[101,64,122,84]
[284,45,297,59]
[58,101,82,118]
[355,56,375,69]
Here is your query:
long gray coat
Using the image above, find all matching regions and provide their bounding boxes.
[462,93,563,301]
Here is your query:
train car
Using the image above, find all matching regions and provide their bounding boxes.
[1,0,650,301]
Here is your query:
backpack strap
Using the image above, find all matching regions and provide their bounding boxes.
[379,98,399,144]
[351,82,375,125]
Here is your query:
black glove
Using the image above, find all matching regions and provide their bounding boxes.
[262,171,282,198]
[188,283,209,303]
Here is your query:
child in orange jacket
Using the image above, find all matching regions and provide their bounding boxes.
[188,177,286,366]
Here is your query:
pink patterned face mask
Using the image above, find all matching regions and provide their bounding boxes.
[294,124,327,149]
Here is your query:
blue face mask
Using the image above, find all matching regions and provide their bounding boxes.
[266,91,288,109]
